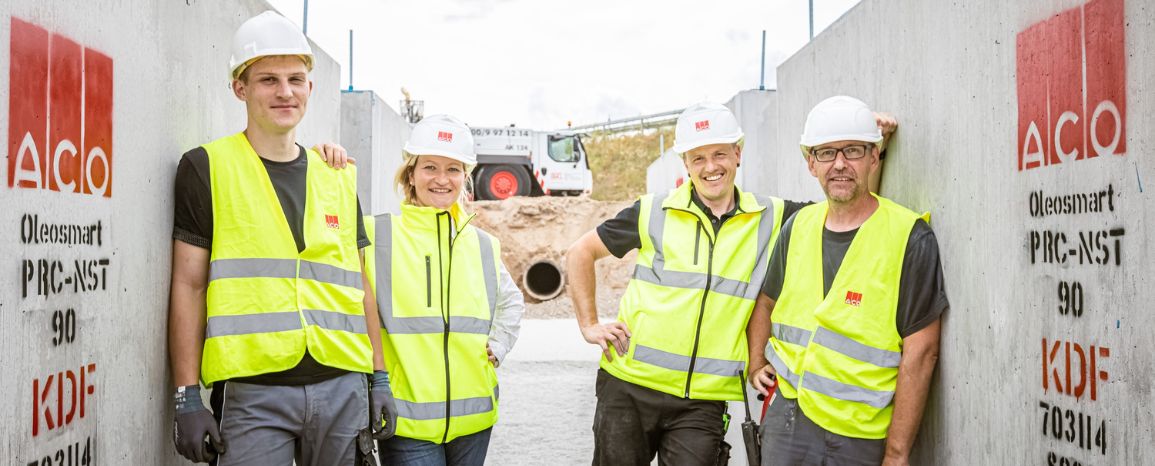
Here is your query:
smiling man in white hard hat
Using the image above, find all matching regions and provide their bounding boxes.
[566,102,895,465]
[749,96,947,466]
[167,11,392,466]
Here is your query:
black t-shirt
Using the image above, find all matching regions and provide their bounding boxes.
[172,145,370,385]
[761,214,949,338]
[595,187,809,259]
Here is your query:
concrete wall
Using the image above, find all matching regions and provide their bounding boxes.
[341,90,410,215]
[725,89,783,196]
[0,1,344,464]
[753,0,1152,463]
[645,149,684,194]
[643,90,778,195]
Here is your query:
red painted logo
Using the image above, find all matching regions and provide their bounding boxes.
[1016,0,1125,172]
[325,214,340,229]
[1042,338,1110,401]
[844,291,862,307]
[7,18,114,196]
[694,120,710,132]
[437,131,453,142]
[32,363,96,437]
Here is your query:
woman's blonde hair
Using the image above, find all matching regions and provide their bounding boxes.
[393,154,474,208]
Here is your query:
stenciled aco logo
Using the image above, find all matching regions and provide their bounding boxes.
[7,18,114,197]
[1016,0,1125,172]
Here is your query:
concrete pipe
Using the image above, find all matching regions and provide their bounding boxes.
[523,259,565,301]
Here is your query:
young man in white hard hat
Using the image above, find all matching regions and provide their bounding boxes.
[167,11,395,465]
[567,102,895,465]
[749,96,947,466]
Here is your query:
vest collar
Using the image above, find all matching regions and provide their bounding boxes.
[661,182,767,217]
[398,202,475,236]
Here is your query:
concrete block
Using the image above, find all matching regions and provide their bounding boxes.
[340,90,410,215]
[758,0,1153,463]
[726,89,786,198]
[645,149,684,194]
[0,1,345,463]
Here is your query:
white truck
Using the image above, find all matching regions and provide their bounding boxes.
[469,127,593,200]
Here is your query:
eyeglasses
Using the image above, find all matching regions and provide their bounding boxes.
[810,144,872,162]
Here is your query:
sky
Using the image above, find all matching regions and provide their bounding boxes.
[266,0,861,130]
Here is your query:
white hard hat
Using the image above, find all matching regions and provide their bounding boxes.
[404,115,478,169]
[671,102,744,154]
[229,11,314,80]
[799,96,882,157]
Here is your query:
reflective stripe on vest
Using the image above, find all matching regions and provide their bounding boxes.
[367,207,501,443]
[396,396,494,421]
[201,132,370,386]
[604,183,785,401]
[209,258,362,289]
[767,195,918,439]
[371,215,498,334]
[630,191,779,302]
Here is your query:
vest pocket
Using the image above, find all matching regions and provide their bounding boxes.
[425,255,432,308]
[693,223,702,265]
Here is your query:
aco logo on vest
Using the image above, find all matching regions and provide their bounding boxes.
[1015,0,1126,172]
[7,18,114,197]
[844,291,863,307]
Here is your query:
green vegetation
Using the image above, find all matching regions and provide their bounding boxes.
[584,127,675,201]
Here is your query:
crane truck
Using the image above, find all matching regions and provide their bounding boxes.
[469,127,593,200]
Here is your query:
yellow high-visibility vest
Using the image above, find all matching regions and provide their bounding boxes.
[766,195,921,439]
[603,182,785,400]
[364,203,502,444]
[201,132,371,386]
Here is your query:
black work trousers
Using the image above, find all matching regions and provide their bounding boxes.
[592,369,727,466]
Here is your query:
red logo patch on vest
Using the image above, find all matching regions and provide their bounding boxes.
[844,291,863,307]
[437,131,453,142]
[325,214,340,229]
[694,120,710,132]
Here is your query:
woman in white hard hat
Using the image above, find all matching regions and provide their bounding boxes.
[363,115,524,465]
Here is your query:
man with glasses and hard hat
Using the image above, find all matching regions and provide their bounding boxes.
[749,96,947,466]
[567,102,896,465]
[167,11,395,465]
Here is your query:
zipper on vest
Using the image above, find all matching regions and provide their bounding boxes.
[425,255,432,308]
[439,211,455,444]
[684,220,714,398]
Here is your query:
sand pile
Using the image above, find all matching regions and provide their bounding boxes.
[469,195,636,319]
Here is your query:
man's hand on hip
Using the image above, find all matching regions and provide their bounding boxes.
[580,321,632,361]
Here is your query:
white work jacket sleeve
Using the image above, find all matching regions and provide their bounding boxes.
[488,260,525,367]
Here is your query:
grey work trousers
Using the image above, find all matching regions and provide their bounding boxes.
[209,371,369,466]
[759,395,885,466]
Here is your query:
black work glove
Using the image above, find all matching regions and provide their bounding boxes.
[172,385,226,463]
[369,370,398,440]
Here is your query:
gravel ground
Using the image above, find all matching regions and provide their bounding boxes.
[522,289,623,320]
[487,360,600,465]
[485,346,759,466]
